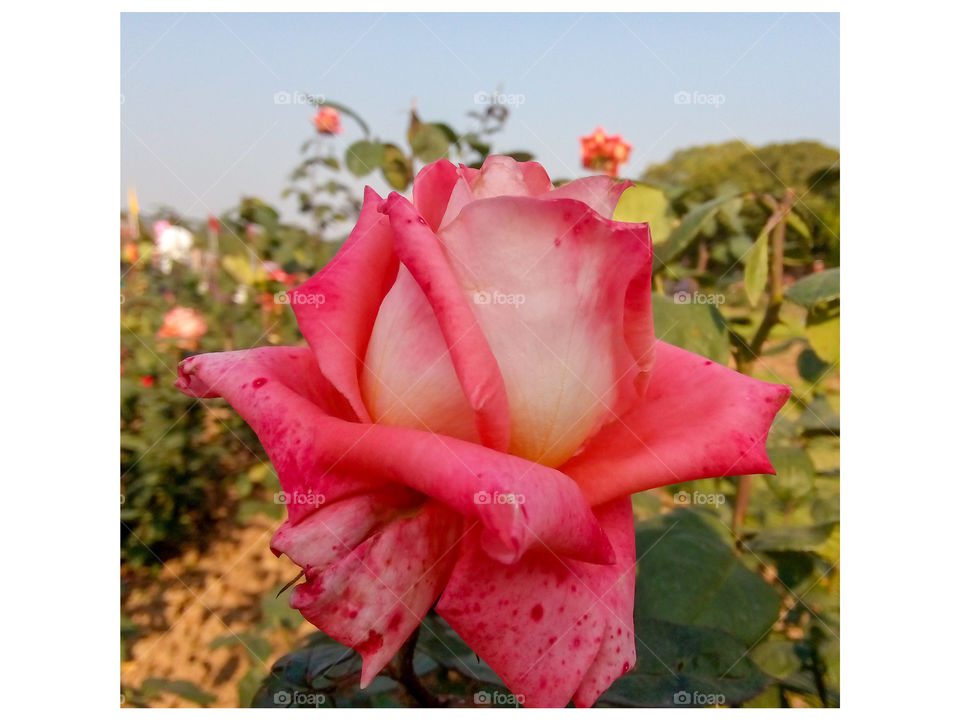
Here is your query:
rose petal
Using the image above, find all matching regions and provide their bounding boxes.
[361,266,482,444]
[438,195,653,467]
[438,156,553,229]
[546,176,632,219]
[412,159,460,231]
[562,341,791,505]
[289,186,399,423]
[289,501,462,686]
[176,346,613,564]
[437,498,636,708]
[378,192,512,452]
[175,347,382,525]
[270,486,424,577]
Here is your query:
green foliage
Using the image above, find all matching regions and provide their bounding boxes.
[612,182,675,244]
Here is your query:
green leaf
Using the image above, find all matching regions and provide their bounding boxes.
[743,231,769,307]
[612,183,675,244]
[380,144,413,191]
[747,522,838,552]
[786,211,812,242]
[344,140,384,177]
[502,151,534,162]
[805,299,839,364]
[418,614,505,685]
[239,667,268,707]
[634,509,780,646]
[410,124,450,163]
[653,192,740,272]
[784,268,840,308]
[651,294,730,365]
[139,678,216,707]
[599,619,772,708]
[763,447,815,503]
[750,638,803,680]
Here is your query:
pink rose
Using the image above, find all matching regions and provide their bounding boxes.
[158,306,207,341]
[312,105,342,135]
[176,156,788,707]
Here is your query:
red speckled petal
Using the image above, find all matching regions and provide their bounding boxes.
[288,501,463,687]
[438,196,652,467]
[175,346,613,564]
[563,341,791,506]
[437,498,636,708]
[571,500,637,707]
[379,192,512,452]
[270,485,424,577]
[175,347,383,525]
[290,186,399,422]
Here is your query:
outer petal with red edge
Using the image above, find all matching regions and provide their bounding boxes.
[175,347,613,565]
[289,186,398,422]
[285,500,463,687]
[546,175,632,219]
[436,196,653,468]
[562,341,792,506]
[175,347,382,525]
[437,497,637,708]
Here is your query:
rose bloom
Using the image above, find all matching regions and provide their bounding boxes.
[176,156,788,707]
[581,127,632,177]
[158,306,207,341]
[312,105,342,134]
[152,220,194,274]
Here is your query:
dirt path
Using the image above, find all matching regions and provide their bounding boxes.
[121,514,313,708]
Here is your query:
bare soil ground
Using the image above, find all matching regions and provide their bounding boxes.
[121,514,312,708]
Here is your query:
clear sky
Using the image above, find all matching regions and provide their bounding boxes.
[120,12,839,224]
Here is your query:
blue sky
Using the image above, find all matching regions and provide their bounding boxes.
[120,12,839,223]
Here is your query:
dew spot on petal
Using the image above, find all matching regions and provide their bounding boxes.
[253,377,268,389]
[531,604,544,621]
